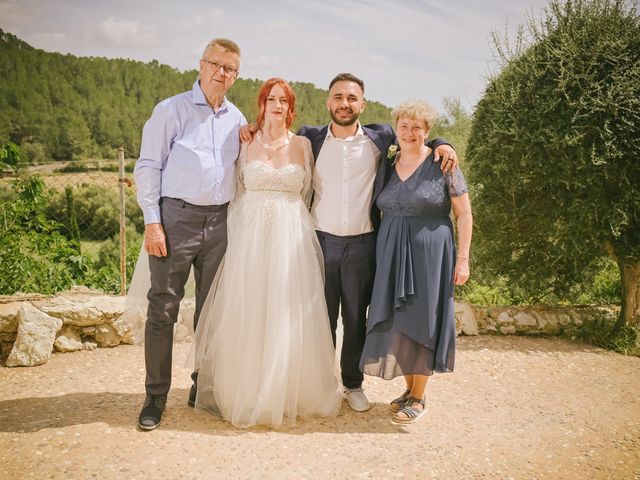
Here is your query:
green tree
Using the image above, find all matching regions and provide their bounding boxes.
[430,97,472,162]
[0,141,20,173]
[466,0,640,328]
[0,176,89,294]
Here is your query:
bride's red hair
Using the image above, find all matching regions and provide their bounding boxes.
[256,78,296,129]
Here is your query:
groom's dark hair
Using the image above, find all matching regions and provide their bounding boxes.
[329,73,365,93]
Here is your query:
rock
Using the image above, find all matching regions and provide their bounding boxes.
[542,321,562,335]
[110,316,134,345]
[35,296,104,327]
[83,340,98,351]
[472,306,487,324]
[514,312,537,327]
[32,293,123,327]
[1,341,13,360]
[6,305,62,367]
[497,312,513,325]
[95,324,121,347]
[455,313,463,335]
[557,314,571,326]
[174,323,194,343]
[500,325,517,335]
[0,302,27,333]
[486,307,504,320]
[115,306,146,344]
[531,310,549,330]
[92,296,126,320]
[0,332,17,342]
[54,325,84,353]
[455,302,479,336]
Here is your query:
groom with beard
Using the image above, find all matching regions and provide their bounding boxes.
[297,73,457,412]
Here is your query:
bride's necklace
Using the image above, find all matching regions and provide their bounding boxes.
[256,130,290,151]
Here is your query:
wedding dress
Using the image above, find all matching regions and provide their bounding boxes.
[192,137,341,428]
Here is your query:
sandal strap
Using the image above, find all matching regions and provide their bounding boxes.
[390,388,411,405]
[395,397,427,420]
[397,404,422,419]
[406,396,425,407]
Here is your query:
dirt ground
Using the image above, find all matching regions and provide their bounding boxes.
[1,335,639,480]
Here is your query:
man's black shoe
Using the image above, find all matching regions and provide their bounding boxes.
[188,382,197,408]
[138,394,167,431]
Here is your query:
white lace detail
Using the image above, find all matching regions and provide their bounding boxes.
[243,161,305,194]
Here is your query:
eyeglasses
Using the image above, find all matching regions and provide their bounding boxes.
[201,59,238,76]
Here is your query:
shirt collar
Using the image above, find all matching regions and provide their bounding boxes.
[326,121,364,140]
[192,80,229,112]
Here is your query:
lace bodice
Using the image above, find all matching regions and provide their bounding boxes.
[242,161,305,194]
[377,153,468,218]
[234,136,314,207]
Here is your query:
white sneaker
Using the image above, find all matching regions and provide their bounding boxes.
[344,387,370,412]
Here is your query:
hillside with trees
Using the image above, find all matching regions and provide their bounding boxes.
[0,29,391,163]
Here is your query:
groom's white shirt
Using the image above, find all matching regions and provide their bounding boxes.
[311,122,381,236]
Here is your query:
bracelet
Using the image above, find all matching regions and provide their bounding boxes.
[457,255,469,260]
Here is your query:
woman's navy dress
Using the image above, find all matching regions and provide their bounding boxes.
[360,152,468,379]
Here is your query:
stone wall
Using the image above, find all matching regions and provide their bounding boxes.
[0,288,194,367]
[0,289,617,367]
[454,302,617,336]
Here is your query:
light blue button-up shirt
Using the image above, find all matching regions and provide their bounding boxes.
[134,80,247,224]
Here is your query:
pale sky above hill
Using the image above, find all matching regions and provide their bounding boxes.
[1,0,552,112]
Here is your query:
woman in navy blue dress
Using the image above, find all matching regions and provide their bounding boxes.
[360,101,473,424]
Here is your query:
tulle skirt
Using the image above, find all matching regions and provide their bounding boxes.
[193,190,342,428]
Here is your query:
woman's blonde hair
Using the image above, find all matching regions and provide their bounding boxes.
[391,100,437,132]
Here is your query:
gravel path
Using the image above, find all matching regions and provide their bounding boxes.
[1,336,639,480]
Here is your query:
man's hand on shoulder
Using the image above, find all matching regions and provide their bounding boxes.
[239,124,258,143]
[434,145,458,173]
[144,223,167,257]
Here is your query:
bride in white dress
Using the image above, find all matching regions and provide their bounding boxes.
[192,78,341,427]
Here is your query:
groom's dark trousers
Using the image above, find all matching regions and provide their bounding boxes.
[316,230,376,390]
[145,197,228,396]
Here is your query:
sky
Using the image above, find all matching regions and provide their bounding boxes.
[0,0,553,112]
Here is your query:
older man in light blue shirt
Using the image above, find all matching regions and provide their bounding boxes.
[134,38,246,431]
[135,81,245,223]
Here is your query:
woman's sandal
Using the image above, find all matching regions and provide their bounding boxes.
[389,388,411,413]
[392,397,426,424]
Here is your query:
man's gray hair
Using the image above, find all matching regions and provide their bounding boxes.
[202,38,241,57]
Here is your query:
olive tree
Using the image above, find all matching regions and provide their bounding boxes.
[467,0,640,328]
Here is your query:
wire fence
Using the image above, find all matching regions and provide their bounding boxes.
[1,149,141,295]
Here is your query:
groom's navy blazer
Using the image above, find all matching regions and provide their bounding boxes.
[298,123,448,232]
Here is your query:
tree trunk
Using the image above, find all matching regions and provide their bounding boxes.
[604,240,640,331]
[615,257,640,331]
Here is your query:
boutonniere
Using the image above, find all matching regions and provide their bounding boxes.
[387,144,398,160]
